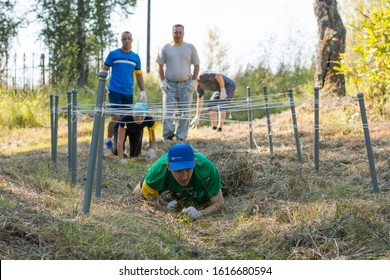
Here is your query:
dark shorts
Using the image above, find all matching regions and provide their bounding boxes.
[108,91,133,110]
[207,84,236,112]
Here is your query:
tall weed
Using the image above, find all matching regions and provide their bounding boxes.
[0,94,47,129]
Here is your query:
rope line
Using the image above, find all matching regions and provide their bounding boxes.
[56,94,390,129]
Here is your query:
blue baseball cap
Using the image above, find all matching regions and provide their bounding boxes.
[133,103,148,116]
[168,143,195,171]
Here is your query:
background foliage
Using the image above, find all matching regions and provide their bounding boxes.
[0,0,23,72]
[35,0,137,86]
[339,0,390,116]
[1,0,389,129]
[1,0,389,261]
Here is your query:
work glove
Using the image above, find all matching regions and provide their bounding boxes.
[220,88,227,100]
[190,115,200,126]
[166,200,178,210]
[188,80,197,92]
[181,206,203,220]
[139,91,147,103]
[119,158,127,164]
[210,91,219,101]
[145,148,157,159]
[160,80,170,92]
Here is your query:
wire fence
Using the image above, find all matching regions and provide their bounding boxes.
[0,51,103,91]
[49,74,388,215]
[0,52,50,91]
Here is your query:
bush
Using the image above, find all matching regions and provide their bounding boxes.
[0,93,47,130]
[339,1,390,116]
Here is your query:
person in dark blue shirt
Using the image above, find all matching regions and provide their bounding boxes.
[190,71,236,132]
[112,103,157,163]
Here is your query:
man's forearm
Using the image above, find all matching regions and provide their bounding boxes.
[136,74,145,91]
[196,97,204,116]
[158,65,165,81]
[201,189,224,216]
[192,64,200,80]
[201,198,224,216]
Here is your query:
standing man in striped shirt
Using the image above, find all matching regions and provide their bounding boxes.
[103,31,147,150]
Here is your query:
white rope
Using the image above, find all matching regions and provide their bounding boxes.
[54,94,389,129]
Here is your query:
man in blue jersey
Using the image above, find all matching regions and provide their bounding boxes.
[103,31,147,150]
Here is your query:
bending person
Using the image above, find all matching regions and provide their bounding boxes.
[191,71,236,131]
[112,103,157,163]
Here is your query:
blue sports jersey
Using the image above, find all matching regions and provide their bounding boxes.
[104,49,141,95]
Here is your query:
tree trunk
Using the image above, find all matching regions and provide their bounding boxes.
[314,0,346,96]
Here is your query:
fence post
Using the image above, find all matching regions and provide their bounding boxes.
[50,94,55,162]
[40,54,45,86]
[246,86,255,149]
[83,70,108,215]
[71,89,78,185]
[13,53,17,95]
[357,93,380,192]
[31,53,35,90]
[95,88,108,198]
[263,85,273,156]
[288,88,302,162]
[23,53,26,91]
[67,90,72,171]
[314,87,320,173]
[54,94,59,163]
[50,94,59,163]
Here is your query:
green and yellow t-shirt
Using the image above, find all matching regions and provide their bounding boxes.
[142,152,222,203]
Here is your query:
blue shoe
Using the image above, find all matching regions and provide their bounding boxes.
[105,138,113,150]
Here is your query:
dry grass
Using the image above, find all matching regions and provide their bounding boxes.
[0,94,389,260]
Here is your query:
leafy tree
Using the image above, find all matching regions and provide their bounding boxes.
[36,0,77,86]
[338,0,370,83]
[203,28,230,73]
[339,0,390,115]
[36,0,137,87]
[338,0,377,88]
[0,0,22,76]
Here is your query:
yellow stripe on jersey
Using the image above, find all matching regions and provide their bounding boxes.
[141,180,159,199]
[135,69,143,75]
